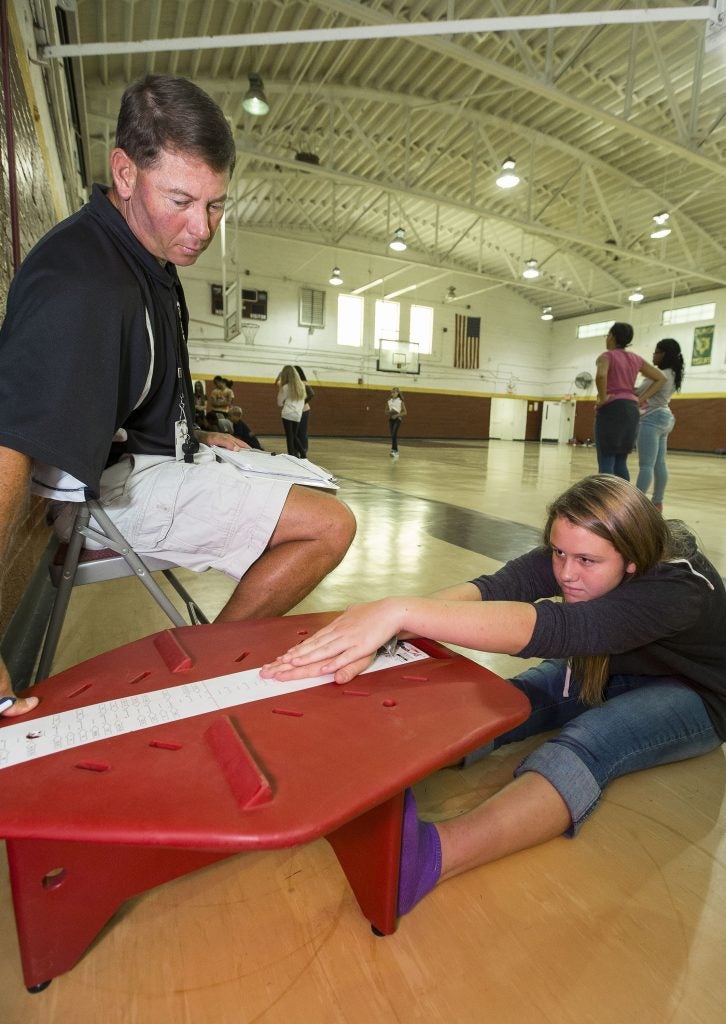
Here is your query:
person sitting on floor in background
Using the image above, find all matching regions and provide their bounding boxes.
[205,410,233,435]
[261,475,726,918]
[209,375,234,416]
[229,405,263,450]
[0,73,355,718]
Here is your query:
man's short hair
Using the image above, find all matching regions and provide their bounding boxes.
[116,74,236,174]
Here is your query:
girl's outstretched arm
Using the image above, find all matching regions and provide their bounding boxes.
[260,594,536,684]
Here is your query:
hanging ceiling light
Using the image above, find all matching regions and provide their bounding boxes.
[540,306,554,321]
[522,258,540,279]
[628,288,644,302]
[650,212,671,239]
[329,266,343,286]
[389,227,407,251]
[242,73,269,116]
[496,157,520,189]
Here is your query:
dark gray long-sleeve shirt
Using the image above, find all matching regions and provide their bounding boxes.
[471,546,726,739]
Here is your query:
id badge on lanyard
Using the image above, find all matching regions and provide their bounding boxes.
[174,302,198,463]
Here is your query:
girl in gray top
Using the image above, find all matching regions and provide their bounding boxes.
[262,475,725,917]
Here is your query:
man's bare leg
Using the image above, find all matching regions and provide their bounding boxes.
[0,447,40,717]
[216,485,356,621]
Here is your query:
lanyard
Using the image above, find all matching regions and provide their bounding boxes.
[174,299,199,464]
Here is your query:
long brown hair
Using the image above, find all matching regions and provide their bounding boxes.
[544,475,670,703]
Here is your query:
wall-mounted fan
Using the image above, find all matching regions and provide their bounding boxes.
[574,371,594,390]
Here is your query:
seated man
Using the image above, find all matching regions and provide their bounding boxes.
[205,410,234,435]
[0,74,356,718]
[228,405,263,450]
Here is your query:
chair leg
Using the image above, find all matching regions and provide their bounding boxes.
[161,570,210,624]
[84,501,187,629]
[35,506,89,682]
[36,500,207,681]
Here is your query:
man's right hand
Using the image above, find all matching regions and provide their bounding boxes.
[0,657,39,717]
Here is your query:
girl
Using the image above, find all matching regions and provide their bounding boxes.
[386,386,407,459]
[635,338,685,511]
[262,475,726,917]
[594,323,664,480]
[276,365,306,456]
[294,365,314,459]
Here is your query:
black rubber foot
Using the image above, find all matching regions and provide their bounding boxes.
[27,979,52,993]
[371,925,384,936]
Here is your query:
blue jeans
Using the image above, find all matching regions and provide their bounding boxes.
[464,660,720,834]
[389,416,402,451]
[636,408,675,505]
[596,452,630,479]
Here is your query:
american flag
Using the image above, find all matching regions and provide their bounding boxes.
[454,314,481,369]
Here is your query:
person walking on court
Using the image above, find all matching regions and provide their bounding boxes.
[636,338,684,511]
[386,386,407,459]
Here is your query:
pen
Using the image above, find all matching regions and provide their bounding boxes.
[0,696,17,713]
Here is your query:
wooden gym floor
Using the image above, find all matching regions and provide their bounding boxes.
[2,438,725,1023]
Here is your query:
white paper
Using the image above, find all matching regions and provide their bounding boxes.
[212,447,338,489]
[0,642,428,770]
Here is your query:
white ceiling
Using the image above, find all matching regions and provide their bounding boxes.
[47,1,726,319]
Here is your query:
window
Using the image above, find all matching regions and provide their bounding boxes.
[374,300,400,350]
[299,287,325,328]
[577,321,611,339]
[337,294,364,346]
[409,304,433,355]
[662,302,716,325]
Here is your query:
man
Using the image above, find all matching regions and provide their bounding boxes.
[0,75,355,717]
[228,406,263,450]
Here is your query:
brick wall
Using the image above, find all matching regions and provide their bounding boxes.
[0,26,58,637]
[574,397,726,452]
[211,380,493,440]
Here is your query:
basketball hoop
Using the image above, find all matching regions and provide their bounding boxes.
[240,322,259,345]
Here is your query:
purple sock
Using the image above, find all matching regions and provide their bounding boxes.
[397,788,442,917]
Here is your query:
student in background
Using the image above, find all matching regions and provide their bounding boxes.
[636,338,685,512]
[294,366,314,459]
[209,375,234,415]
[594,322,664,480]
[276,365,306,456]
[386,386,407,459]
[229,405,263,450]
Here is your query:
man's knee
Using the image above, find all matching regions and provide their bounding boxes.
[273,488,356,558]
[323,497,356,558]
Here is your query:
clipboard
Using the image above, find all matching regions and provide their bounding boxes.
[212,446,339,489]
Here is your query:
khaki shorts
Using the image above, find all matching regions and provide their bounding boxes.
[54,451,292,580]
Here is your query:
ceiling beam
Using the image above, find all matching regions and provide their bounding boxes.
[40,8,714,59]
[230,144,726,288]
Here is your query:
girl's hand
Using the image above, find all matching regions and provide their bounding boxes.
[260,599,402,684]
